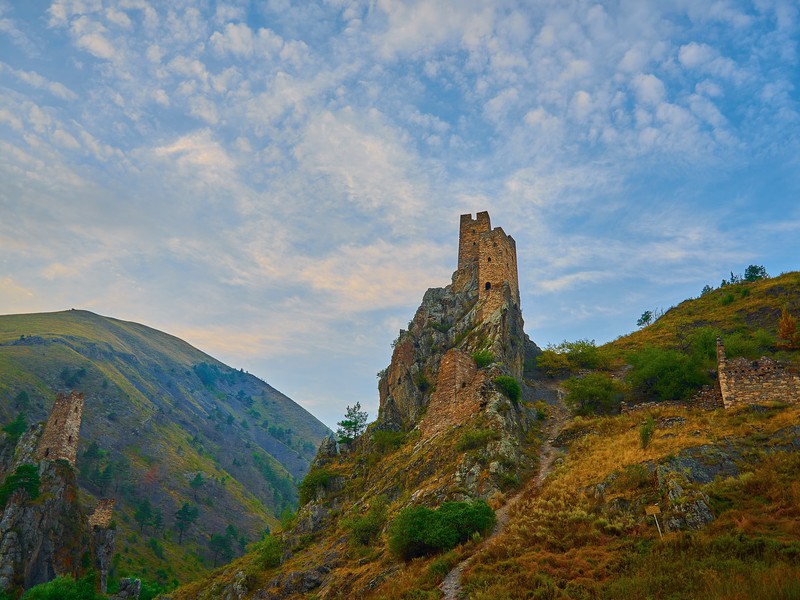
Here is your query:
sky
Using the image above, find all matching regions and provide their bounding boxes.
[1,0,799,429]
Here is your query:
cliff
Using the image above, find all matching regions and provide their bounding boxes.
[169,211,549,599]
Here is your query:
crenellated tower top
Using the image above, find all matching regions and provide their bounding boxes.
[455,211,520,316]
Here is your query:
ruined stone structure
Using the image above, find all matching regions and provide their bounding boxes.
[88,498,115,529]
[35,391,84,466]
[419,348,485,439]
[717,338,800,408]
[455,211,520,319]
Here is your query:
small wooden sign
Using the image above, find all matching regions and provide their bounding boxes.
[645,505,661,516]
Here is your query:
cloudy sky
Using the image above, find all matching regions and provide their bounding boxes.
[1,0,798,428]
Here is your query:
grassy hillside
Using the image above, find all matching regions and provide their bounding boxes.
[608,271,800,359]
[0,310,330,591]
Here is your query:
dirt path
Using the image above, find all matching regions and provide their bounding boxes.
[440,390,568,600]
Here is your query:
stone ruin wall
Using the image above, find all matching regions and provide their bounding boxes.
[419,348,484,439]
[35,391,84,466]
[717,349,800,409]
[88,498,115,529]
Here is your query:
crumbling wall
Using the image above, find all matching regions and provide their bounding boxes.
[419,348,484,439]
[88,498,115,529]
[717,338,800,408]
[35,391,84,466]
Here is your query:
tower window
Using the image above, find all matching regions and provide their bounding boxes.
[487,257,491,262]
[485,282,492,290]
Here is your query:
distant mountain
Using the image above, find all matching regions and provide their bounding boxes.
[0,309,331,586]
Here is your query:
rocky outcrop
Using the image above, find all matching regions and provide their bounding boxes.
[0,459,87,591]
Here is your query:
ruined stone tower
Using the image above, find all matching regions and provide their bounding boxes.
[35,391,84,466]
[455,211,520,317]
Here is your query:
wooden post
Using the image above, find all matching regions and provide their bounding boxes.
[645,505,663,540]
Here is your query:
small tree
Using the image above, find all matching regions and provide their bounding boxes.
[637,310,653,328]
[189,473,204,501]
[134,499,153,533]
[2,412,27,444]
[743,265,768,282]
[777,306,799,348]
[175,503,199,544]
[336,402,368,444]
[209,533,233,567]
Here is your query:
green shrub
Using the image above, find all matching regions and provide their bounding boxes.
[640,415,656,449]
[536,349,571,377]
[472,349,494,368]
[626,347,707,401]
[345,496,387,546]
[456,428,500,452]
[388,501,495,560]
[252,534,283,568]
[2,412,27,444]
[0,464,40,508]
[21,573,101,600]
[298,468,335,505]
[414,372,431,393]
[372,430,406,454]
[563,373,620,415]
[493,376,521,404]
[720,293,735,306]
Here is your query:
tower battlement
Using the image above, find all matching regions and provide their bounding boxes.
[456,211,520,316]
[35,391,84,466]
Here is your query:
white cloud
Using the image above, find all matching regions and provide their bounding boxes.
[631,73,666,106]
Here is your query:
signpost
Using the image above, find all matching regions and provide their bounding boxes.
[646,505,662,539]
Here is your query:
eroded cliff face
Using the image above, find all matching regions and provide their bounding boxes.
[0,459,87,591]
[377,251,538,432]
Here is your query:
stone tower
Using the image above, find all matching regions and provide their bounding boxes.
[455,211,520,317]
[35,391,84,466]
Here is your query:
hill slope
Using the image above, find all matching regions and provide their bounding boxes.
[167,270,799,599]
[0,310,330,587]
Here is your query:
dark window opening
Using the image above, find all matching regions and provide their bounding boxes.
[485,282,492,290]
[487,257,491,262]
[68,435,72,443]
[44,448,50,457]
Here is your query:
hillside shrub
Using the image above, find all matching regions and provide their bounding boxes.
[388,501,495,560]
[563,373,620,415]
[252,534,283,568]
[472,349,494,369]
[2,412,27,444]
[0,464,40,508]
[298,467,335,505]
[457,428,500,452]
[626,347,707,402]
[21,573,101,600]
[493,376,521,404]
[536,339,606,376]
[372,430,406,454]
[640,415,656,449]
[345,496,387,546]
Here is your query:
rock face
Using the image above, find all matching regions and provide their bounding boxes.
[0,459,87,591]
[377,211,538,431]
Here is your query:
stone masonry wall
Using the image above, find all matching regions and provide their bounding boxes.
[717,338,800,408]
[35,391,84,466]
[455,212,520,319]
[88,498,115,529]
[419,348,483,439]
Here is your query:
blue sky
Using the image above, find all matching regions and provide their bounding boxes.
[1,0,798,429]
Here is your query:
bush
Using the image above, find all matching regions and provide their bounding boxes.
[640,415,656,449]
[372,430,405,454]
[536,339,605,376]
[456,428,500,452]
[0,464,40,508]
[2,412,27,444]
[252,534,283,568]
[298,468,335,505]
[563,373,620,415]
[626,347,707,402]
[472,349,494,369]
[21,573,101,600]
[493,376,521,404]
[388,501,495,560]
[345,497,387,546]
